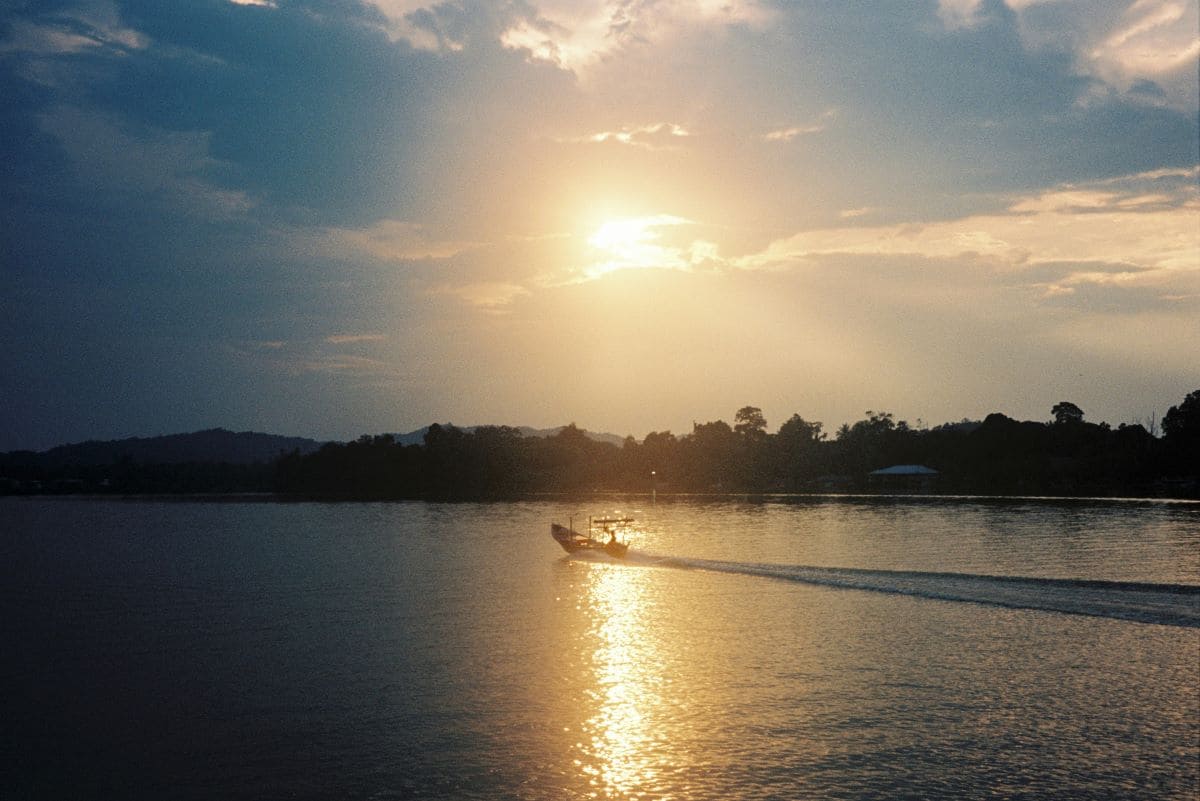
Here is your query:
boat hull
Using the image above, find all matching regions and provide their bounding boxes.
[550,523,628,558]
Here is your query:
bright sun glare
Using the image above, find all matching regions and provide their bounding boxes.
[584,214,694,279]
[587,218,657,252]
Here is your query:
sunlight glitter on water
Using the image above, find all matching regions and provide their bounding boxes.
[578,561,663,798]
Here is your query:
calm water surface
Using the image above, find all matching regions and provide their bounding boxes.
[3,496,1198,799]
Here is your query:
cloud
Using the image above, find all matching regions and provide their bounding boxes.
[229,341,398,378]
[323,220,479,262]
[937,0,990,29]
[741,170,1199,274]
[326,334,388,345]
[492,0,776,72]
[838,207,875,219]
[1004,0,1199,110]
[0,5,146,56]
[1,20,118,56]
[38,104,254,217]
[432,281,531,310]
[569,122,692,150]
[1032,267,1200,313]
[10,0,1194,235]
[762,111,838,142]
[284,354,397,377]
[763,126,820,142]
[69,0,441,226]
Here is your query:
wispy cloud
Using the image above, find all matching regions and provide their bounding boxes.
[740,173,1200,274]
[432,282,531,310]
[560,122,691,150]
[838,207,876,219]
[0,21,106,55]
[763,111,837,142]
[0,15,145,56]
[1088,0,1200,99]
[763,125,824,142]
[286,355,396,376]
[37,105,254,217]
[232,349,399,378]
[326,334,387,345]
[1093,165,1200,184]
[936,0,988,30]
[230,336,398,380]
[325,220,479,262]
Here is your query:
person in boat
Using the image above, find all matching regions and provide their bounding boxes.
[608,530,617,545]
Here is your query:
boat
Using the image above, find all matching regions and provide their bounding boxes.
[550,515,633,558]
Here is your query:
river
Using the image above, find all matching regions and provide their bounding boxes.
[3,495,1197,799]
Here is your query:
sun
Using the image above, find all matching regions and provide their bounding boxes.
[584,214,693,278]
[588,218,657,252]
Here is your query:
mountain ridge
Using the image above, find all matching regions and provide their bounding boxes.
[388,424,627,448]
[2,424,628,467]
[17,428,328,467]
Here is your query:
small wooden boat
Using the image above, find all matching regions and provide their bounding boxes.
[550,516,633,558]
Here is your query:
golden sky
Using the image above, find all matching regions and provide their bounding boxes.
[1,0,1197,447]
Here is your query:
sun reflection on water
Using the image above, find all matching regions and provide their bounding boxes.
[576,560,664,798]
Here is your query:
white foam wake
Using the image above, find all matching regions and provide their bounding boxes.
[636,555,1200,628]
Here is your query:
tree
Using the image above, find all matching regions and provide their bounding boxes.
[778,413,824,445]
[683,420,739,489]
[1162,390,1200,442]
[775,414,826,489]
[1051,401,1084,425]
[691,420,736,449]
[1162,389,1200,474]
[838,410,897,440]
[641,431,677,471]
[734,406,768,439]
[835,411,887,472]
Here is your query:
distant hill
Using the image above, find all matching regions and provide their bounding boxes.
[26,428,326,467]
[3,424,627,468]
[391,424,627,448]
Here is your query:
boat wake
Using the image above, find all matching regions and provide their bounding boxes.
[631,555,1200,628]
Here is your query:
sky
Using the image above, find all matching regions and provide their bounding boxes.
[1,0,1198,450]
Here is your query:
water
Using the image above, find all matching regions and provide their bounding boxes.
[2,495,1197,800]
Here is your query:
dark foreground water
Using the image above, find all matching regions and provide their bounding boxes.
[3,496,1198,800]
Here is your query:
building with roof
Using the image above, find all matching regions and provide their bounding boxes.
[868,464,940,492]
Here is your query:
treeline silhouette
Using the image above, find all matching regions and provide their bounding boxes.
[274,390,1199,499]
[3,390,1196,499]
